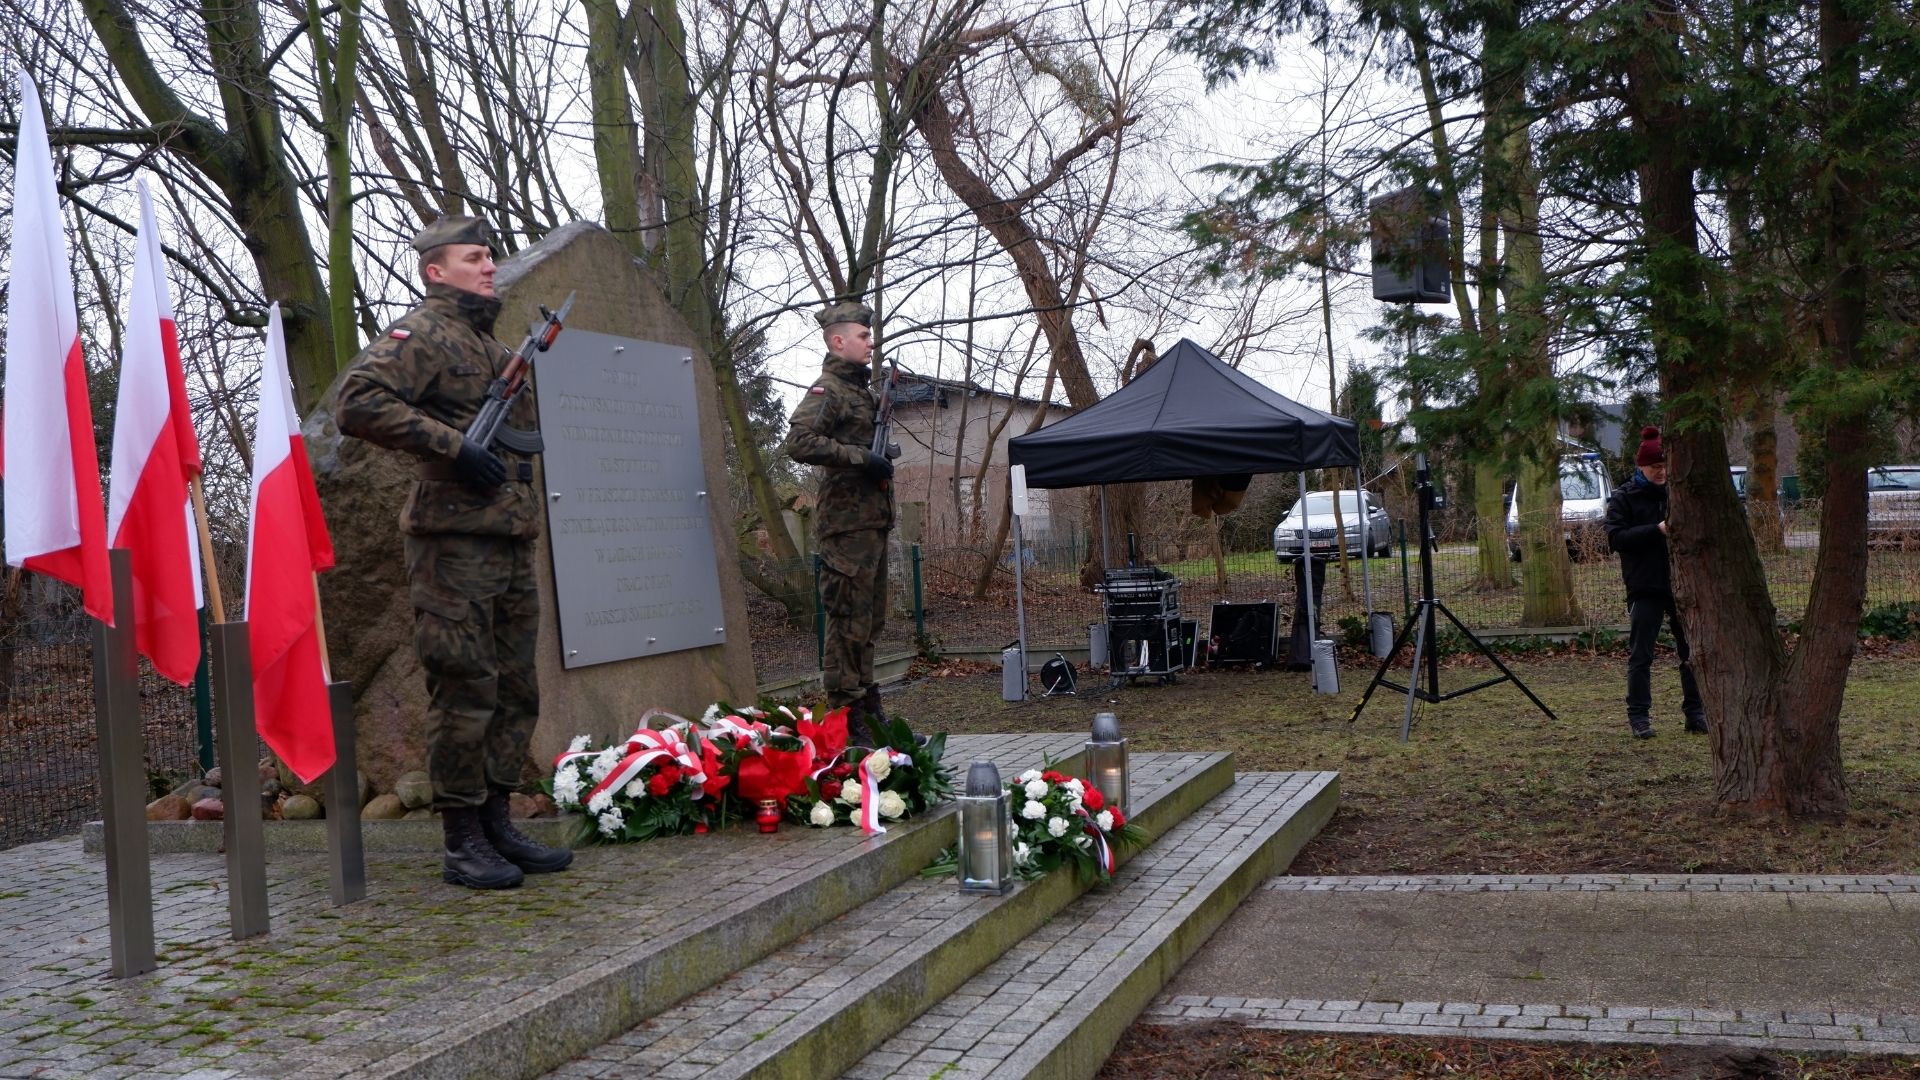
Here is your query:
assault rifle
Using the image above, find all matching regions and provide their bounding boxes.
[465,290,576,455]
[871,356,902,490]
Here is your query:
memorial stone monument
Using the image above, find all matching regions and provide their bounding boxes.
[305,222,757,792]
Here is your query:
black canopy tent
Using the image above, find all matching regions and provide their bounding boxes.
[1004,338,1372,689]
[1008,338,1362,486]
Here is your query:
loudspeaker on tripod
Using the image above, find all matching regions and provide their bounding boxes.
[1369,186,1450,304]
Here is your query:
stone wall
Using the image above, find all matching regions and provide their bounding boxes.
[304,222,757,792]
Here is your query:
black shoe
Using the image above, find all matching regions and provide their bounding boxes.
[442,807,525,889]
[1629,718,1655,740]
[481,790,573,874]
[859,684,891,746]
[1684,715,1709,734]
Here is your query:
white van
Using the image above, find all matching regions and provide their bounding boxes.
[1506,453,1612,560]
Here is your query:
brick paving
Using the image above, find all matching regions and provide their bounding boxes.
[845,772,1338,1080]
[0,732,1081,1080]
[539,753,1223,1079]
[1148,874,1920,1058]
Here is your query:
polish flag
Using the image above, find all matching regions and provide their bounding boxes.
[106,181,203,684]
[246,304,337,782]
[2,74,112,622]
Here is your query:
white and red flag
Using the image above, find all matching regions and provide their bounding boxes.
[246,304,337,782]
[106,181,203,684]
[2,73,112,622]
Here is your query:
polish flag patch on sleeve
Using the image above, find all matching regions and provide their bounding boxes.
[389,328,412,340]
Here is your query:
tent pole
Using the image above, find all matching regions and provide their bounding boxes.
[1099,485,1111,570]
[1299,470,1317,650]
[1013,508,1030,700]
[1356,464,1374,618]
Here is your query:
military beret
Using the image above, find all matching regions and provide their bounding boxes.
[814,299,873,328]
[411,215,496,254]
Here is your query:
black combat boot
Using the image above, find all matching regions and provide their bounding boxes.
[859,683,891,746]
[442,806,525,889]
[480,789,573,873]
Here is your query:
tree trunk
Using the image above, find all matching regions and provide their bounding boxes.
[1622,0,1862,817]
[1473,459,1510,586]
[1745,391,1786,554]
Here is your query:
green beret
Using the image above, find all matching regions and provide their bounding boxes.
[814,299,873,328]
[411,215,496,254]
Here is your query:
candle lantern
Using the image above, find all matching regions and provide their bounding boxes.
[755,798,782,834]
[1086,711,1129,815]
[956,760,1012,895]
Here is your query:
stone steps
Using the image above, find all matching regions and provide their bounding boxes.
[323,732,1087,1080]
[844,770,1340,1080]
[539,752,1236,1080]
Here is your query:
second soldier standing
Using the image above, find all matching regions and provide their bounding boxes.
[784,300,895,743]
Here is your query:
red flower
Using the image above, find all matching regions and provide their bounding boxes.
[646,773,672,797]
[820,780,843,800]
[659,764,682,786]
[1109,806,1125,829]
[833,763,856,780]
[735,735,752,749]
[1083,788,1105,812]
[1042,770,1066,784]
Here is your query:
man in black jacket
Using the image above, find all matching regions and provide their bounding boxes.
[1604,426,1706,739]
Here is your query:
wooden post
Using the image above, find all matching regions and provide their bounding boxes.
[93,550,155,977]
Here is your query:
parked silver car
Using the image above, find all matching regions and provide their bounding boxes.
[1868,465,1920,543]
[1272,490,1393,559]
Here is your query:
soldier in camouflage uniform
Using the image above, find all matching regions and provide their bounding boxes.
[784,300,895,741]
[336,215,572,890]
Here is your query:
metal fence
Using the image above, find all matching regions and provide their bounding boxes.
[0,618,203,851]
[746,500,1920,683]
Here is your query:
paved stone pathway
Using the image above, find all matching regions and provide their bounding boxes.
[1148,874,1920,1056]
[0,733,1081,1080]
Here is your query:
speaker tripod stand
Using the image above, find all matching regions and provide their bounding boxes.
[1351,454,1557,740]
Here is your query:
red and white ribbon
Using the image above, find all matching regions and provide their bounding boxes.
[1075,808,1115,875]
[856,757,886,835]
[582,726,705,804]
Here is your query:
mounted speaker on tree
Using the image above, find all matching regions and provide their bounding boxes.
[1369,186,1450,303]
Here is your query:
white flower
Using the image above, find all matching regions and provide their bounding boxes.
[567,734,591,753]
[842,782,863,806]
[597,808,624,836]
[1067,795,1083,814]
[1065,778,1085,794]
[878,791,907,819]
[588,747,622,782]
[1023,779,1049,800]
[1096,810,1114,832]
[1013,841,1032,866]
[624,779,645,799]
[1017,769,1041,783]
[700,703,722,726]
[1047,816,1070,838]
[864,749,891,782]
[553,771,582,809]
[1020,800,1046,820]
[587,789,613,814]
[808,801,837,827]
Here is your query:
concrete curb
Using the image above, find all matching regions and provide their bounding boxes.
[337,749,1090,1080]
[1006,771,1342,1080]
[712,752,1237,1080]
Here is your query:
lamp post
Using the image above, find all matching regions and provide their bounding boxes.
[1086,711,1129,815]
[956,761,1012,895]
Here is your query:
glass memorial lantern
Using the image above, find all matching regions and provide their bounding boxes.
[956,760,1012,895]
[1086,711,1129,814]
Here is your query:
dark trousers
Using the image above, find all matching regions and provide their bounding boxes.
[406,534,541,810]
[1626,594,1702,722]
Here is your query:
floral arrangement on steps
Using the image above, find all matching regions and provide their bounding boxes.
[925,766,1146,884]
[550,702,950,843]
[789,715,952,832]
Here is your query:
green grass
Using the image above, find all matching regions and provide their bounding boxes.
[891,650,1920,875]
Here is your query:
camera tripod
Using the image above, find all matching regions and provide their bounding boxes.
[1351,453,1557,740]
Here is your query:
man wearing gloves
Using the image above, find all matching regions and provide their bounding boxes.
[1604,425,1708,740]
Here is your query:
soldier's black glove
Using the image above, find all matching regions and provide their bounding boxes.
[862,451,894,481]
[454,439,507,489]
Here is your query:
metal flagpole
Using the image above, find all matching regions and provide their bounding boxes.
[1297,470,1317,649]
[1356,464,1374,633]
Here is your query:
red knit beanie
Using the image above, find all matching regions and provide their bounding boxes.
[1635,426,1665,467]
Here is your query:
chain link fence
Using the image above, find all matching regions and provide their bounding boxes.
[747,500,1920,683]
[0,618,202,851]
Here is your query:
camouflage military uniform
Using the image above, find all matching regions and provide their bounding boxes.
[336,281,542,811]
[785,350,893,709]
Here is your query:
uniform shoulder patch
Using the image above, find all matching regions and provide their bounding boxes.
[808,385,826,395]
[389,328,412,340]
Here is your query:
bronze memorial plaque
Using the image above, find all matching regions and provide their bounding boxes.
[535,330,726,668]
